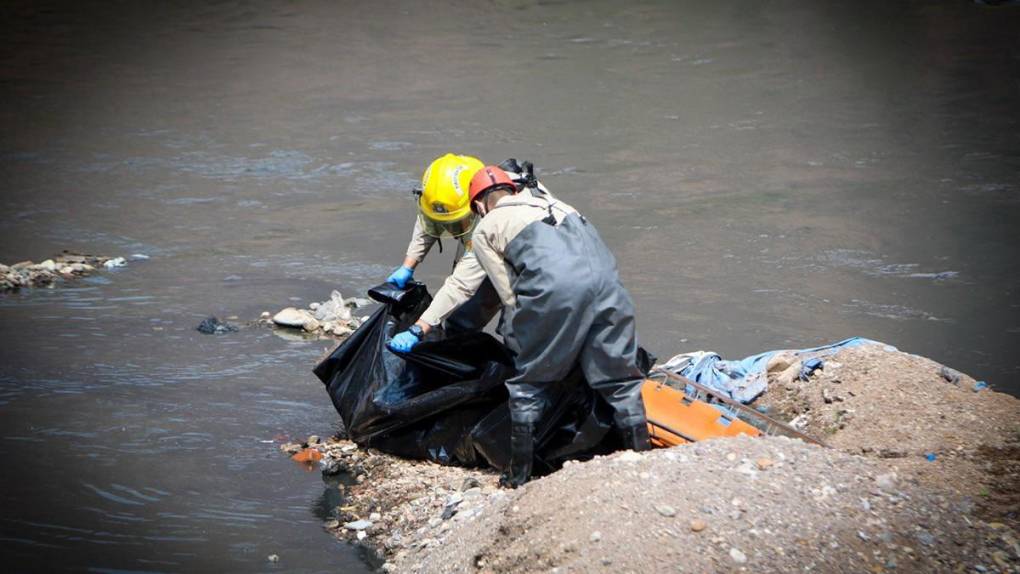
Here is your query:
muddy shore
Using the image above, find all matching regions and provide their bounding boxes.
[293,345,1020,572]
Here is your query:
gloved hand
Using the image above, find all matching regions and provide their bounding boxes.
[386,265,414,288]
[387,330,420,353]
[499,422,535,489]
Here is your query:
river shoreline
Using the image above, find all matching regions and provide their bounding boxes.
[296,346,1020,572]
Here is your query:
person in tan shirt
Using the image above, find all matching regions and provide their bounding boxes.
[387,157,551,351]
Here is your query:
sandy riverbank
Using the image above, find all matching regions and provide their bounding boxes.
[293,345,1020,573]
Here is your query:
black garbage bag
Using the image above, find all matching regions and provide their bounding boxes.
[313,282,625,472]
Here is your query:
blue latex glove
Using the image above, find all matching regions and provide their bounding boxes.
[388,330,420,353]
[387,265,414,288]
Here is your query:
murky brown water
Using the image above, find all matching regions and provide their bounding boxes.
[2,0,1018,571]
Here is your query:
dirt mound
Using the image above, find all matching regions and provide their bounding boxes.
[757,344,1020,527]
[396,436,1014,573]
[310,345,1020,572]
[759,344,1018,457]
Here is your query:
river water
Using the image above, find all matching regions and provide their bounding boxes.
[1,0,1018,571]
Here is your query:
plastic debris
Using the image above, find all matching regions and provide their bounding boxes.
[196,316,239,335]
[925,452,937,462]
[973,381,988,392]
[103,257,127,269]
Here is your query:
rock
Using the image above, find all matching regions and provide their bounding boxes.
[690,519,707,532]
[590,531,602,542]
[272,307,318,330]
[267,554,279,563]
[875,472,898,492]
[260,311,271,319]
[103,257,127,269]
[344,519,373,531]
[196,316,239,335]
[39,259,57,271]
[280,442,302,455]
[461,477,481,491]
[939,366,962,385]
[370,512,382,521]
[756,458,774,471]
[729,548,747,564]
[766,351,797,373]
[654,504,677,517]
[357,530,367,541]
[308,435,321,445]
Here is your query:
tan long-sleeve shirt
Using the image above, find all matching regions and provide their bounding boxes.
[411,183,555,327]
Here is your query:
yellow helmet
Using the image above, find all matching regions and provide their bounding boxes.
[418,153,483,237]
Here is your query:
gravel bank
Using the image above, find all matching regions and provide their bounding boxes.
[301,345,1020,573]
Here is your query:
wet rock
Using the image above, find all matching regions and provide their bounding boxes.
[196,316,239,335]
[273,307,318,330]
[267,554,279,563]
[2,252,120,291]
[280,442,302,455]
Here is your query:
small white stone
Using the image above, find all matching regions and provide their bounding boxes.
[729,548,747,564]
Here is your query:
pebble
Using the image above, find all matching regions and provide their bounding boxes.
[756,458,774,470]
[267,554,279,563]
[590,531,602,542]
[875,472,898,492]
[357,530,367,541]
[370,512,382,521]
[690,519,707,532]
[729,548,747,564]
[654,504,677,517]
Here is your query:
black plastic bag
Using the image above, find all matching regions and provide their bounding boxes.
[313,282,622,472]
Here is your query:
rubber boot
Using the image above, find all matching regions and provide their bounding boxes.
[499,422,535,488]
[619,421,651,452]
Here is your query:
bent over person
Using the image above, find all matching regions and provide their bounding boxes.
[385,153,502,352]
[394,164,651,487]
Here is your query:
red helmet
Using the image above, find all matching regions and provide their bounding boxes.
[468,166,515,212]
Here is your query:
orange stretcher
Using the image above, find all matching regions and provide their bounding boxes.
[642,369,826,448]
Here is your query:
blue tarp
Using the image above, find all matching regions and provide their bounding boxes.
[658,337,896,404]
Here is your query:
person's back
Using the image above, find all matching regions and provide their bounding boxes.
[468,168,649,487]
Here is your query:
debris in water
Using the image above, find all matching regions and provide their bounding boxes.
[195,316,239,335]
[1,251,124,292]
[103,257,127,269]
[269,290,373,339]
[291,448,323,463]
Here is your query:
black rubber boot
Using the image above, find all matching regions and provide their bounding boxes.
[619,421,652,452]
[499,422,535,488]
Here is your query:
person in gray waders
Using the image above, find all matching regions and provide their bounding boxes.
[389,165,650,487]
